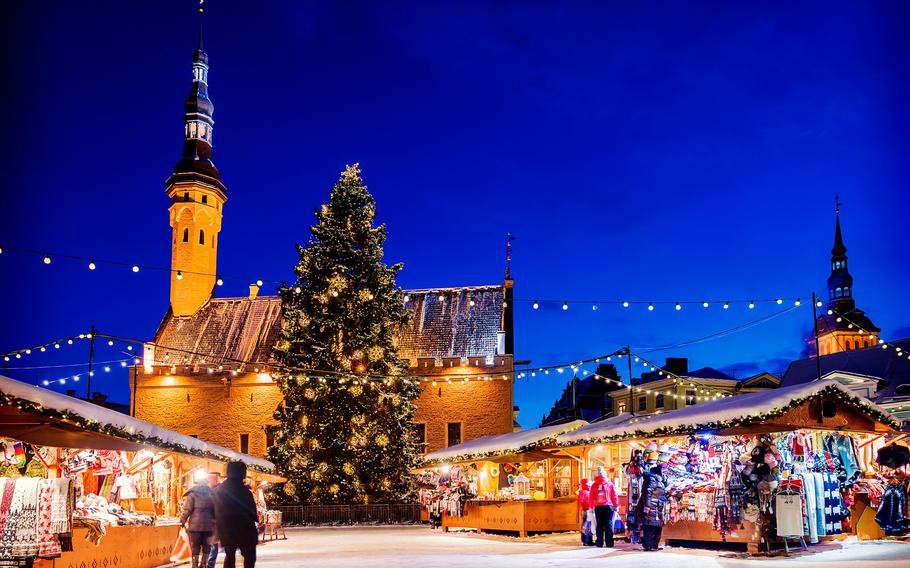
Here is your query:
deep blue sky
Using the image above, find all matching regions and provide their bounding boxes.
[1,1,908,428]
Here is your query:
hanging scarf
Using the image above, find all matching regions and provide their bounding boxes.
[36,480,61,558]
[50,478,73,534]
[0,476,41,558]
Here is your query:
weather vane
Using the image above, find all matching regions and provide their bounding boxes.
[835,194,844,215]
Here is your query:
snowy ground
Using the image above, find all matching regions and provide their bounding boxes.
[232,526,910,568]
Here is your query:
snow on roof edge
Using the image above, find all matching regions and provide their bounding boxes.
[421,420,587,466]
[557,379,898,446]
[0,375,274,472]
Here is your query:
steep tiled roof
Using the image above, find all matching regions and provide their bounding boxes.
[398,286,504,361]
[151,284,505,367]
[152,296,283,366]
[781,338,910,399]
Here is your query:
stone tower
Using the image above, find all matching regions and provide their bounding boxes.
[814,207,880,355]
[166,3,227,317]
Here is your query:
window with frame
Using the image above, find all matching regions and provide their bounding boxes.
[199,229,205,245]
[182,228,189,242]
[447,422,462,447]
[414,423,426,453]
[638,395,647,412]
[239,433,249,454]
[685,390,696,406]
[616,401,627,414]
[655,394,665,409]
[265,425,277,449]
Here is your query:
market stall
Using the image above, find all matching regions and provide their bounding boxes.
[556,379,901,552]
[0,374,279,567]
[416,420,586,537]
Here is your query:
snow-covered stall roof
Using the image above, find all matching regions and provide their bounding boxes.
[0,375,275,472]
[422,420,587,467]
[558,379,898,447]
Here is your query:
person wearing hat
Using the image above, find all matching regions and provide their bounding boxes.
[636,465,668,551]
[590,467,619,547]
[577,478,594,546]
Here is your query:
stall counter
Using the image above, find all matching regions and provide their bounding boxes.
[34,524,180,568]
[442,498,578,537]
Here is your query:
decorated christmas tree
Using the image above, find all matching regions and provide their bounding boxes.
[268,164,420,504]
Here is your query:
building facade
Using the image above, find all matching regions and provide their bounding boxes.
[130,23,515,459]
[606,359,779,417]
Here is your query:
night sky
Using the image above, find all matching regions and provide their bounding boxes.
[2,1,908,428]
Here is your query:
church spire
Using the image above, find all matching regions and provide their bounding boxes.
[826,200,853,309]
[167,0,226,197]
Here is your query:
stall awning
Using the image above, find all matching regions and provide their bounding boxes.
[0,374,275,473]
[421,420,587,467]
[557,379,899,447]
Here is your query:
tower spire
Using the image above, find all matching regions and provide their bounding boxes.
[197,0,205,51]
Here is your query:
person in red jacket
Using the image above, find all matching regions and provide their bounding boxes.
[590,469,619,547]
[577,478,594,546]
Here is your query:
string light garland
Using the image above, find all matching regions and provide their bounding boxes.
[826,307,910,360]
[3,245,806,312]
[1,333,93,362]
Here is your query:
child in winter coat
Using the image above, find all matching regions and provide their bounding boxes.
[590,469,619,547]
[577,478,594,546]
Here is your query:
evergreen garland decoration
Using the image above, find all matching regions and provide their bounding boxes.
[267,164,419,504]
[557,383,899,447]
[0,392,273,472]
[420,422,586,468]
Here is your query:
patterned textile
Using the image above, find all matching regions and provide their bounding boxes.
[0,476,41,558]
[36,480,61,558]
[821,472,843,535]
[50,478,73,535]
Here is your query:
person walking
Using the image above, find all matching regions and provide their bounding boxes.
[213,461,258,568]
[206,472,222,568]
[180,476,216,568]
[638,465,668,551]
[577,478,594,546]
[589,467,619,548]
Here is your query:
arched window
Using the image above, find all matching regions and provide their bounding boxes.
[835,287,842,298]
[182,228,189,242]
[184,192,190,202]
[846,339,853,350]
[202,195,208,204]
[199,230,205,245]
[843,286,850,297]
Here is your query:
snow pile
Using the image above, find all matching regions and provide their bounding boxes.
[422,420,586,465]
[558,379,895,446]
[0,374,274,471]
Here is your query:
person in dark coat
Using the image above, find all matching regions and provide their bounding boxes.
[213,461,258,568]
[180,478,216,568]
[636,466,667,551]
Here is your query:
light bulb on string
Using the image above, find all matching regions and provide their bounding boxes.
[702,301,709,308]
[723,301,729,310]
[622,301,629,308]
[776,299,783,305]
[795,299,801,306]
[648,303,654,311]
[216,276,224,286]
[592,303,597,311]
[176,271,183,280]
[817,300,824,307]
[562,301,568,311]
[43,254,51,265]
[88,260,96,270]
[132,265,140,273]
[256,279,263,287]
[469,299,475,307]
[675,302,681,311]
[748,300,755,309]
[533,300,539,309]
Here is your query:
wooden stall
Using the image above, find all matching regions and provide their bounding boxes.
[0,374,278,568]
[416,420,587,537]
[555,379,900,552]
